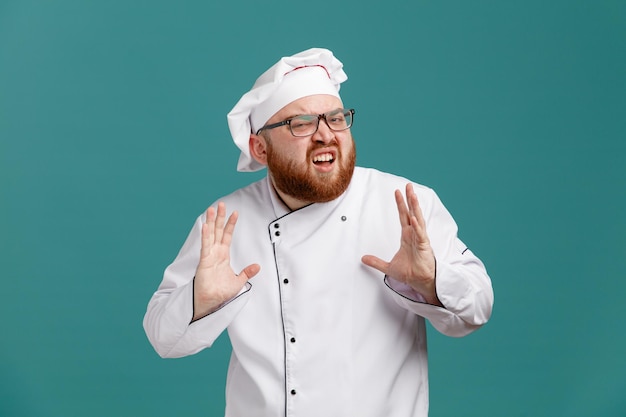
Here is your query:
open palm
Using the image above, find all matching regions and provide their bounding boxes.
[193,202,260,320]
[362,184,441,306]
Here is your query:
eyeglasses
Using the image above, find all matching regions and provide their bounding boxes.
[256,108,355,137]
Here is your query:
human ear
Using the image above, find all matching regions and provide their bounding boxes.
[249,134,268,166]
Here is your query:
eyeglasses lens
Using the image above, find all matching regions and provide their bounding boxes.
[290,109,353,137]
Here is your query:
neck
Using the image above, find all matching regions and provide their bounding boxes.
[270,179,310,211]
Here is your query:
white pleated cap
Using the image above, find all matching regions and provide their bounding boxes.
[227,48,348,172]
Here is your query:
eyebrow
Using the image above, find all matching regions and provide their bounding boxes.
[282,113,305,120]
[282,108,343,120]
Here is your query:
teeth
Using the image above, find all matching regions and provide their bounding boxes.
[313,153,334,162]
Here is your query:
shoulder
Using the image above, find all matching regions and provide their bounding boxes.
[200,176,274,221]
[351,166,435,195]
[349,167,452,224]
[220,177,270,205]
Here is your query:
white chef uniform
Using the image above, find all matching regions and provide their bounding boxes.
[143,166,494,417]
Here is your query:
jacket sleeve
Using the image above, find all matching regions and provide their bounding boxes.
[385,187,494,337]
[142,215,252,358]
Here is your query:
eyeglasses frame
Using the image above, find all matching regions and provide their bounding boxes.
[255,108,355,137]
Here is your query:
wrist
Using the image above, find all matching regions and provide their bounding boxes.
[191,277,223,322]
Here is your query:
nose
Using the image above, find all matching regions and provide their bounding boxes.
[312,118,335,144]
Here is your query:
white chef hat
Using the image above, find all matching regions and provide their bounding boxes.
[227,48,348,172]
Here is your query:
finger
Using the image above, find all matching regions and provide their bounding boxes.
[200,223,210,259]
[405,183,419,218]
[204,206,216,248]
[221,210,239,246]
[394,189,410,227]
[205,205,216,224]
[214,202,227,243]
[409,214,431,247]
[361,255,390,274]
[238,263,261,281]
[406,184,426,230]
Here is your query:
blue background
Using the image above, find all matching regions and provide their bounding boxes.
[1,1,625,416]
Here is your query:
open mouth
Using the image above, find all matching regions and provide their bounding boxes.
[312,152,335,165]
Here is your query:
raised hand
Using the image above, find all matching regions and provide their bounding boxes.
[361,183,442,306]
[192,202,260,321]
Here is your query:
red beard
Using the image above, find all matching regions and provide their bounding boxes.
[266,138,356,204]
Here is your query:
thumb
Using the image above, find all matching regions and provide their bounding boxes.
[238,264,261,281]
[361,255,389,274]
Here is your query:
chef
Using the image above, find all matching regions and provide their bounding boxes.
[143,47,494,417]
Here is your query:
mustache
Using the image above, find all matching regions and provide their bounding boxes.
[307,139,340,155]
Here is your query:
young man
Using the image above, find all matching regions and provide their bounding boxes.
[144,48,494,417]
